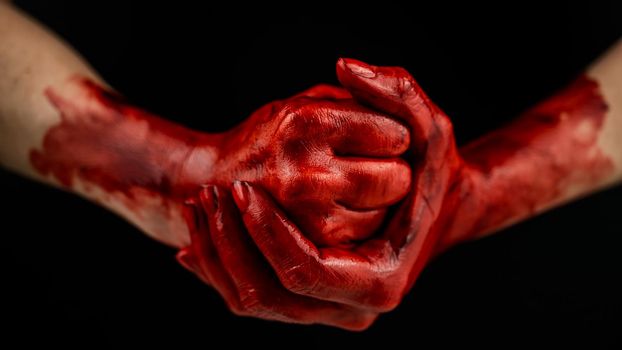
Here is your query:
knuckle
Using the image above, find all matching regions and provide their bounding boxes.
[275,111,299,133]
[357,317,378,331]
[436,113,453,134]
[368,274,406,311]
[281,262,320,294]
[396,123,411,151]
[399,76,413,93]
[379,292,403,311]
[428,106,454,137]
[278,102,310,129]
[227,302,249,317]
[393,70,415,96]
[277,173,306,200]
[442,118,456,138]
[345,313,378,331]
[395,159,413,190]
[237,284,265,313]
[368,117,411,153]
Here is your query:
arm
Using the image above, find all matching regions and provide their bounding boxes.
[0,2,210,246]
[438,40,622,249]
[0,2,105,177]
[0,3,410,249]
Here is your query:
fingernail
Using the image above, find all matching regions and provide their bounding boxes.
[211,186,220,209]
[341,58,376,78]
[232,180,250,212]
[199,185,218,212]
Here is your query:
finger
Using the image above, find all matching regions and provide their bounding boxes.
[337,58,455,287]
[201,185,377,329]
[336,58,435,152]
[231,181,404,311]
[332,157,411,210]
[231,181,324,287]
[178,200,211,285]
[289,101,410,157]
[294,84,351,100]
[182,197,242,311]
[290,202,387,246]
[337,58,452,237]
[328,105,410,157]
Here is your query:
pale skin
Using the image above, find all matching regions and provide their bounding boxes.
[0,0,621,252]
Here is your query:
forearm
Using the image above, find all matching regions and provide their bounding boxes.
[589,39,622,173]
[439,40,622,248]
[0,3,223,246]
[0,2,103,177]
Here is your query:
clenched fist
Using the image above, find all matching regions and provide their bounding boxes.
[182,85,411,246]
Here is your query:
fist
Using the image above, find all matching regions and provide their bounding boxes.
[177,58,463,329]
[187,85,411,246]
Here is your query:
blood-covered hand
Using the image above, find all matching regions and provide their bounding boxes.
[182,85,411,246]
[180,58,613,329]
[30,78,410,248]
[178,59,462,328]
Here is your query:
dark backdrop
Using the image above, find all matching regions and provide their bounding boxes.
[2,1,621,348]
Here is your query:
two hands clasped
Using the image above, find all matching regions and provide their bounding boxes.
[2,1,618,333]
[175,59,462,330]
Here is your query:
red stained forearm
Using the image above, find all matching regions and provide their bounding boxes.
[28,79,222,245]
[31,78,217,198]
[438,75,615,251]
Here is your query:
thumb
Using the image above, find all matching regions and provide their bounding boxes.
[336,58,435,149]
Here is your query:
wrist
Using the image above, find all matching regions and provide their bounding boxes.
[427,157,484,253]
[174,132,227,192]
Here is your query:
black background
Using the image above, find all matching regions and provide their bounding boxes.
[2,1,621,348]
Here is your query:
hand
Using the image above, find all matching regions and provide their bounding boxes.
[179,185,379,330]
[178,59,464,328]
[183,85,412,246]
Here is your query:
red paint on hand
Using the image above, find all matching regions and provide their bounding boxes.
[179,59,465,329]
[30,79,411,246]
[181,59,613,329]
